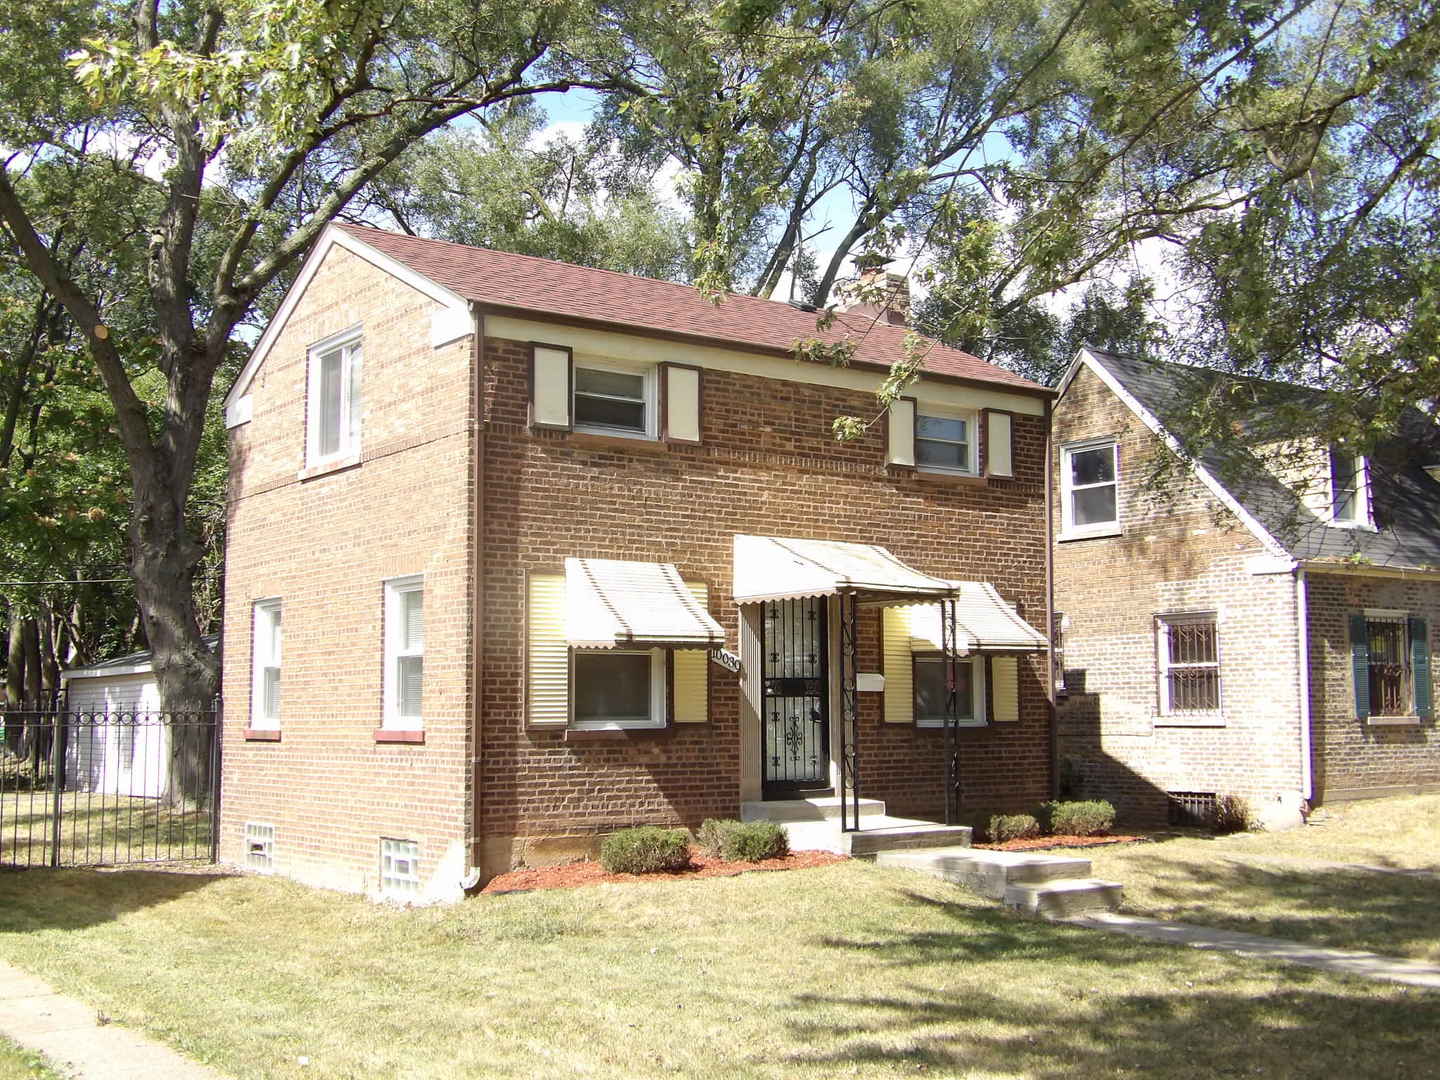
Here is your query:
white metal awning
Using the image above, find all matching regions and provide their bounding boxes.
[732,535,957,605]
[565,558,724,649]
[897,582,1048,652]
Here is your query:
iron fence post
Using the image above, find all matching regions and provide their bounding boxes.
[209,695,222,864]
[49,706,65,868]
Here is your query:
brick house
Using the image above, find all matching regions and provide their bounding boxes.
[1053,348,1440,829]
[219,224,1055,900]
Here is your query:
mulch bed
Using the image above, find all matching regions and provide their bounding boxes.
[481,848,847,894]
[975,834,1147,852]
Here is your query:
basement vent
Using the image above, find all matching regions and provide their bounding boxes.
[1167,791,1217,827]
[380,838,421,896]
[245,822,275,871]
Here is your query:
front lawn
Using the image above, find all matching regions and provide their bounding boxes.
[0,1036,61,1080]
[0,862,1435,1079]
[1087,794,1440,960]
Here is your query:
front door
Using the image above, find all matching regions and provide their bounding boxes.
[761,597,831,798]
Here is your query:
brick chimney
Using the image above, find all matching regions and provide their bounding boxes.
[837,257,911,326]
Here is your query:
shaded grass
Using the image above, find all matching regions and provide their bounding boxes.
[1089,794,1440,959]
[0,862,1436,1079]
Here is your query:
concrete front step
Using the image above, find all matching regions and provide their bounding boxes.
[740,797,887,823]
[774,816,972,856]
[874,846,1096,900]
[1003,878,1125,919]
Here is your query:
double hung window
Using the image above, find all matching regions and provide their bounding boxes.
[251,600,282,729]
[1157,614,1221,715]
[915,413,974,474]
[573,364,652,437]
[307,331,362,465]
[384,577,424,728]
[1062,440,1119,536]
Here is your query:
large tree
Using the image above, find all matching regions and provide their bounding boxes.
[0,0,624,708]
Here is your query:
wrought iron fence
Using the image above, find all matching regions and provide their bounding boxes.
[0,702,218,868]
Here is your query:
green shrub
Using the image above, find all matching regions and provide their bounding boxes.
[1213,794,1252,834]
[988,813,1042,842]
[696,819,789,862]
[1044,799,1116,837]
[598,827,692,874]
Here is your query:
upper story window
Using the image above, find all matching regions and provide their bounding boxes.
[250,599,282,729]
[915,412,975,474]
[1061,440,1119,537]
[1329,448,1371,526]
[307,330,362,465]
[573,363,655,438]
[384,576,424,728]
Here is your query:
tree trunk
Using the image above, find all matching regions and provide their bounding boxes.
[5,613,21,710]
[38,606,59,696]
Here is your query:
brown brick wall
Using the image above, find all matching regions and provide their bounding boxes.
[1053,364,1309,827]
[478,330,1054,868]
[221,246,476,898]
[1305,570,1440,800]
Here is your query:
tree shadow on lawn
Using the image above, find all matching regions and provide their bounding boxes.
[0,867,231,934]
[796,889,1440,1079]
[1102,855,1440,960]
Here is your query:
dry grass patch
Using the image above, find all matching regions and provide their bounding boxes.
[0,862,1437,1079]
[1088,794,1440,960]
[0,1035,63,1080]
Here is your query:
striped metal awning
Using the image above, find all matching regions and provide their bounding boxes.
[565,558,724,649]
[731,534,956,605]
[894,582,1048,653]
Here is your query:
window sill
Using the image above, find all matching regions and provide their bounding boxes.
[374,728,425,744]
[1366,715,1421,727]
[1154,714,1226,728]
[298,451,362,482]
[915,721,987,731]
[1058,528,1123,542]
[910,469,988,488]
[243,728,281,742]
[566,431,669,455]
[565,726,674,743]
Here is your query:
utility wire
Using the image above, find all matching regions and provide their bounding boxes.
[0,578,132,586]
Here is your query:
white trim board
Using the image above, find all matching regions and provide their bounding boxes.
[224,224,471,417]
[1060,349,1289,558]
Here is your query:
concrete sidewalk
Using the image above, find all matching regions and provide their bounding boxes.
[1069,912,1440,990]
[0,960,223,1079]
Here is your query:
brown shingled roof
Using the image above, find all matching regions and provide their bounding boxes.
[338,224,1048,394]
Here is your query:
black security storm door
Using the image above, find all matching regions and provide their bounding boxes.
[761,597,831,797]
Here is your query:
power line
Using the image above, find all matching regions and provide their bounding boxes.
[0,578,132,586]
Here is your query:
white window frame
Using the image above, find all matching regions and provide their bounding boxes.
[250,599,282,730]
[570,647,667,730]
[1157,612,1222,718]
[913,654,986,729]
[1328,449,1373,528]
[379,837,421,896]
[1363,607,1413,718]
[305,327,363,467]
[572,358,657,440]
[383,575,424,730]
[1061,438,1121,538]
[914,407,978,476]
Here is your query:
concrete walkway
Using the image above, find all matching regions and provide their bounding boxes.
[1069,912,1440,990]
[0,959,223,1079]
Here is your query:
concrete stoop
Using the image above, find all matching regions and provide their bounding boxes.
[875,845,1124,917]
[740,798,973,856]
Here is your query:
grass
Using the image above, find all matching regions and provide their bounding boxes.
[0,792,212,868]
[1087,794,1440,960]
[0,862,1437,1079]
[0,1035,63,1080]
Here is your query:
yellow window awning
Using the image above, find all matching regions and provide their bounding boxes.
[565,558,724,649]
[894,582,1048,653]
[732,535,955,605]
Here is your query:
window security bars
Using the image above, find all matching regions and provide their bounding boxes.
[1367,616,1410,716]
[1162,617,1220,712]
[1167,791,1217,827]
[0,703,218,868]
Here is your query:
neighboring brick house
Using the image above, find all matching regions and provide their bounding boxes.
[1053,348,1440,829]
[219,224,1055,900]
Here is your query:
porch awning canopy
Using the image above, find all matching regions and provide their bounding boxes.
[899,582,1049,653]
[565,557,724,649]
[732,534,957,605]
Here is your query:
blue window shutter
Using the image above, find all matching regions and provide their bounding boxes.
[1349,613,1370,720]
[1410,617,1431,720]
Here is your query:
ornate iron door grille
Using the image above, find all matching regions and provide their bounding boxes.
[761,597,831,796]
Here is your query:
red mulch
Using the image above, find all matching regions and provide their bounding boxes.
[481,848,847,894]
[975,834,1147,852]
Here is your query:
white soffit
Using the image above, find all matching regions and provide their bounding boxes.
[565,558,724,649]
[224,224,470,410]
[732,535,955,604]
